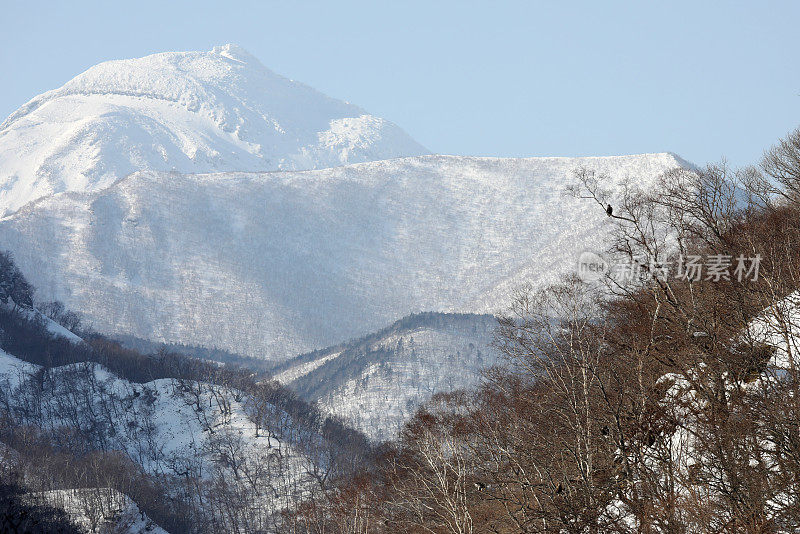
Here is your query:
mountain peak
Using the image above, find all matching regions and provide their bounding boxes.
[0,46,428,216]
[211,43,257,62]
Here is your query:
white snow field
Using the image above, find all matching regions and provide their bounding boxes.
[0,153,689,361]
[0,44,428,216]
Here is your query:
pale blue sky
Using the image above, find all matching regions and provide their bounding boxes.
[1,0,798,168]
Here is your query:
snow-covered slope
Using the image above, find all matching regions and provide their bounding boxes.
[0,153,688,360]
[0,349,291,478]
[5,302,85,344]
[0,346,313,529]
[27,488,168,534]
[273,312,499,441]
[0,44,428,216]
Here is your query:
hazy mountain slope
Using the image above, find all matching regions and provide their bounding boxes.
[273,312,499,441]
[0,44,428,216]
[0,153,687,360]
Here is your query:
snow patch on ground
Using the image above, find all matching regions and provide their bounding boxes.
[273,351,342,384]
[0,350,301,480]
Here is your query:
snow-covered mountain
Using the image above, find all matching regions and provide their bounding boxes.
[0,44,428,216]
[0,153,689,361]
[272,312,499,441]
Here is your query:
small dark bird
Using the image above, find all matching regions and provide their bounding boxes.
[605,204,636,223]
[601,425,610,436]
[474,482,487,491]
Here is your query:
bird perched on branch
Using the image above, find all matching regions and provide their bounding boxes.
[605,204,636,223]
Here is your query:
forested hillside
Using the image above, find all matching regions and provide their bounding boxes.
[0,254,372,533]
[295,129,800,533]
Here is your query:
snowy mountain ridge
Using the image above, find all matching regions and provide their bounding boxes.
[0,44,428,216]
[0,153,689,361]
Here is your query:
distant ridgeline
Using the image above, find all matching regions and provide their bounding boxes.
[112,333,275,374]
